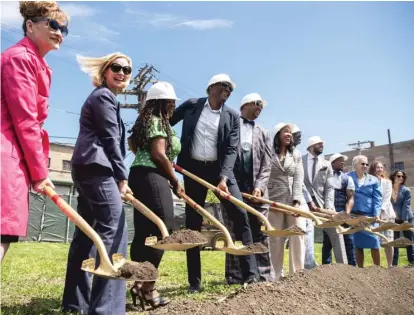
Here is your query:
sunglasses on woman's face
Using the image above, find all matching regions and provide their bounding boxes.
[31,17,69,37]
[361,163,369,166]
[110,63,132,75]
[397,175,404,178]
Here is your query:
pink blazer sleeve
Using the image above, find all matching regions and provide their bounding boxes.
[2,54,49,181]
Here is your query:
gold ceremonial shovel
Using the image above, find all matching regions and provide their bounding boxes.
[179,191,268,255]
[43,187,157,281]
[173,164,304,237]
[123,193,207,251]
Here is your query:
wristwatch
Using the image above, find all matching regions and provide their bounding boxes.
[219,176,228,184]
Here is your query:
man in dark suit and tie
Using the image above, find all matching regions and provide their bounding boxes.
[170,74,259,293]
[224,93,275,284]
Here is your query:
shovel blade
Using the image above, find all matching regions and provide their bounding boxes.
[81,255,157,281]
[371,223,399,233]
[149,242,207,251]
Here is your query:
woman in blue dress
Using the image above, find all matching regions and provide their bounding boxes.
[348,155,382,268]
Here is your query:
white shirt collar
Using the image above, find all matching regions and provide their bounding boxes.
[205,98,223,113]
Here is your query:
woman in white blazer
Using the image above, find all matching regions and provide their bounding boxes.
[369,161,395,267]
[267,123,305,280]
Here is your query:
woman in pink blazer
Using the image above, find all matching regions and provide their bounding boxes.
[1,1,69,261]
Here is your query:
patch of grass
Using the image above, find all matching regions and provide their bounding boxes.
[1,242,410,315]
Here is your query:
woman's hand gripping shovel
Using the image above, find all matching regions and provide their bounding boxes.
[123,193,207,251]
[173,164,304,238]
[178,191,268,255]
[42,187,157,281]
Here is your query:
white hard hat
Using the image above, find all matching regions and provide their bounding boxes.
[274,122,294,135]
[329,153,348,163]
[146,81,181,101]
[291,124,301,133]
[206,73,236,93]
[307,136,324,148]
[240,93,268,109]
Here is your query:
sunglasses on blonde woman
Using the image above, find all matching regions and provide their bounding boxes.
[109,63,132,75]
[361,163,369,166]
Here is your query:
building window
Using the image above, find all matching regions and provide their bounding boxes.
[394,161,405,171]
[62,160,71,171]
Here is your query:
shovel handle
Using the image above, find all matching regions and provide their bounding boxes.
[173,164,273,231]
[123,193,169,239]
[243,193,323,225]
[42,187,116,273]
[178,191,235,247]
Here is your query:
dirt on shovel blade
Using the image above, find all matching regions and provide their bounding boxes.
[241,242,268,253]
[286,225,305,233]
[157,229,207,244]
[390,237,413,246]
[112,261,158,280]
[349,221,371,229]
[331,212,352,222]
[148,264,414,315]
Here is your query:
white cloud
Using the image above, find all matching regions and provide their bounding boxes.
[1,1,22,28]
[173,19,234,30]
[59,3,97,18]
[125,7,234,30]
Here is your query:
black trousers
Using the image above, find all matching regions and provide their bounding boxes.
[183,159,258,287]
[128,166,174,269]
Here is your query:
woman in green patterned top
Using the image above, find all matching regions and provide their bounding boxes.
[127,82,183,310]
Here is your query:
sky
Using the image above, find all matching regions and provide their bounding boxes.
[1,0,414,170]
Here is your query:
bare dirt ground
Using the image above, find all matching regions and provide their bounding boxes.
[148,264,414,315]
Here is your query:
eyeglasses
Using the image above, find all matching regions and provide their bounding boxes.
[31,17,69,37]
[216,82,233,92]
[396,175,404,178]
[255,100,264,108]
[361,163,369,166]
[109,63,132,75]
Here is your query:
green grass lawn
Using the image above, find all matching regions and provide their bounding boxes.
[1,242,409,315]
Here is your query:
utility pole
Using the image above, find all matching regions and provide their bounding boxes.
[387,129,395,171]
[348,140,374,155]
[119,64,159,112]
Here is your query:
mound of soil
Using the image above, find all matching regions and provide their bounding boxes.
[149,264,414,315]
[242,242,268,253]
[157,229,207,244]
[286,225,305,234]
[331,212,352,222]
[389,237,414,247]
[113,261,158,280]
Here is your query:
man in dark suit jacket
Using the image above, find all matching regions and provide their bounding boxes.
[224,93,275,284]
[170,74,259,292]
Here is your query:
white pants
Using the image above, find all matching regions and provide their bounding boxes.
[268,211,305,281]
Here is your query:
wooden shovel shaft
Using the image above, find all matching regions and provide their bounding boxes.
[43,187,116,273]
[243,193,323,225]
[124,194,169,239]
[178,192,235,247]
[173,164,273,231]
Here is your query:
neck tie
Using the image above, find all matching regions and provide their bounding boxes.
[312,157,317,182]
[241,117,255,126]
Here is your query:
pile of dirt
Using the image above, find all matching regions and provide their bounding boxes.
[149,264,414,315]
[241,242,268,253]
[113,261,158,280]
[389,237,414,247]
[331,212,352,221]
[286,225,305,234]
[157,229,207,244]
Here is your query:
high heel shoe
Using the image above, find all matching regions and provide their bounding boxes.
[137,287,170,310]
[129,283,142,308]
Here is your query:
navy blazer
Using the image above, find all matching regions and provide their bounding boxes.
[170,97,240,181]
[72,86,128,181]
